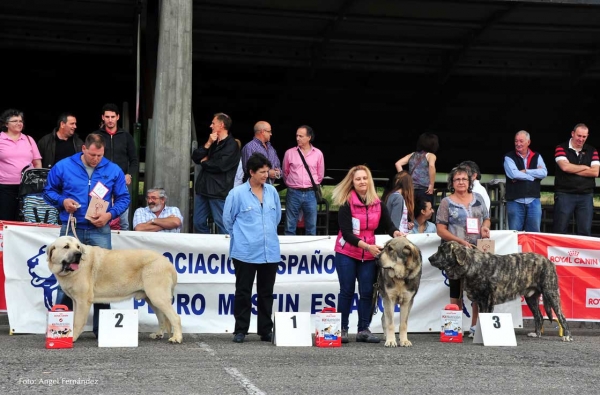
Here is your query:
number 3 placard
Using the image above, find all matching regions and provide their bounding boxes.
[273,312,312,347]
[98,310,139,347]
[473,313,517,346]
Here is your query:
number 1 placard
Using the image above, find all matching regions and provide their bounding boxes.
[273,312,312,347]
[98,310,139,347]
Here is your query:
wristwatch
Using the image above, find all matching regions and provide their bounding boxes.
[151,218,155,224]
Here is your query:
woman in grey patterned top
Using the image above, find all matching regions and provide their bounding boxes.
[436,164,490,337]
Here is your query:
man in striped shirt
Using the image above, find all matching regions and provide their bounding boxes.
[241,121,281,185]
[553,123,600,236]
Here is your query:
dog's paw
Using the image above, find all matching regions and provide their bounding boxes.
[384,339,398,347]
[527,332,540,338]
[561,335,574,342]
[168,335,183,344]
[399,340,413,347]
[149,332,164,340]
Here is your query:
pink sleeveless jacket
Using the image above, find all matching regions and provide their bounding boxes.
[334,190,382,260]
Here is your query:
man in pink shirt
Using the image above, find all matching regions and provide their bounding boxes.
[282,125,325,235]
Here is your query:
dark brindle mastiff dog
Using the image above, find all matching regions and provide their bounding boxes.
[429,241,572,342]
[376,237,422,347]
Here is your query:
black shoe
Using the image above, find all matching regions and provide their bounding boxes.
[341,329,349,344]
[233,333,245,343]
[260,332,273,342]
[356,329,381,343]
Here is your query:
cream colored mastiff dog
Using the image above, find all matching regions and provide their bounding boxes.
[47,236,182,343]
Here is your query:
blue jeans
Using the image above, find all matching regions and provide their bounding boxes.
[414,188,434,204]
[194,194,226,234]
[118,207,130,230]
[55,224,112,336]
[335,252,377,332]
[553,192,593,236]
[285,188,317,235]
[507,199,542,232]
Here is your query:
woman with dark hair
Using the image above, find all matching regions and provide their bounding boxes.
[224,153,281,344]
[0,109,42,221]
[383,171,414,234]
[410,196,436,234]
[436,164,490,337]
[395,132,439,203]
[332,165,403,344]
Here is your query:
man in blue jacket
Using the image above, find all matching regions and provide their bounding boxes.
[43,133,130,338]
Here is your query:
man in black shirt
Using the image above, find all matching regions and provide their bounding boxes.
[38,112,83,168]
[553,123,600,236]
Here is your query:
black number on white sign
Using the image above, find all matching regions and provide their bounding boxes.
[115,313,124,328]
[492,315,501,329]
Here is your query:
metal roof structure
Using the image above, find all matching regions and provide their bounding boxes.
[3,0,600,174]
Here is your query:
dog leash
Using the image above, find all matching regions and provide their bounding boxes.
[63,213,79,241]
[370,268,382,317]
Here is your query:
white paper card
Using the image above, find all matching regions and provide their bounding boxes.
[273,312,312,347]
[90,181,109,199]
[474,313,517,347]
[466,217,479,234]
[98,310,139,348]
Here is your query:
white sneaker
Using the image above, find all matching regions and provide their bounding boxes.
[468,326,476,338]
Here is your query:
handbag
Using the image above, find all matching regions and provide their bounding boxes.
[297,148,324,203]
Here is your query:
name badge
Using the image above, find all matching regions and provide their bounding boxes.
[351,217,360,235]
[90,181,109,199]
[466,217,480,234]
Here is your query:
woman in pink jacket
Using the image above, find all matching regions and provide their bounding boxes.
[331,165,404,344]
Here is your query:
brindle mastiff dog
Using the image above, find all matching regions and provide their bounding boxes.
[429,241,573,341]
[376,237,422,347]
[47,236,183,343]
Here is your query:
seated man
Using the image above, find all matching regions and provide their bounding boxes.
[133,187,183,232]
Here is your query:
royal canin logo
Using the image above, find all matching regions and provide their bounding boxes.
[586,289,600,308]
[548,247,599,267]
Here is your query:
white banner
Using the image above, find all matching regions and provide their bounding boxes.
[2,225,521,334]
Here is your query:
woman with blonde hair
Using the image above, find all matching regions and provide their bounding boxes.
[383,171,415,234]
[332,165,403,344]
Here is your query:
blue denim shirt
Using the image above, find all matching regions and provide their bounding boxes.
[223,181,282,263]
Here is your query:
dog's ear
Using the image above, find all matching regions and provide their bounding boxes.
[47,243,55,261]
[451,242,468,266]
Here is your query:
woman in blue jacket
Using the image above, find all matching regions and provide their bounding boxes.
[224,153,281,343]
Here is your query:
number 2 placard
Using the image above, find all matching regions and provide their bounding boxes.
[98,310,139,348]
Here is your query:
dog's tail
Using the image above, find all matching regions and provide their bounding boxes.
[542,295,554,323]
[170,270,178,297]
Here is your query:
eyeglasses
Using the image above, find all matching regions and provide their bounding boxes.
[453,178,469,183]
[7,120,23,124]
[263,130,272,134]
[146,196,163,201]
